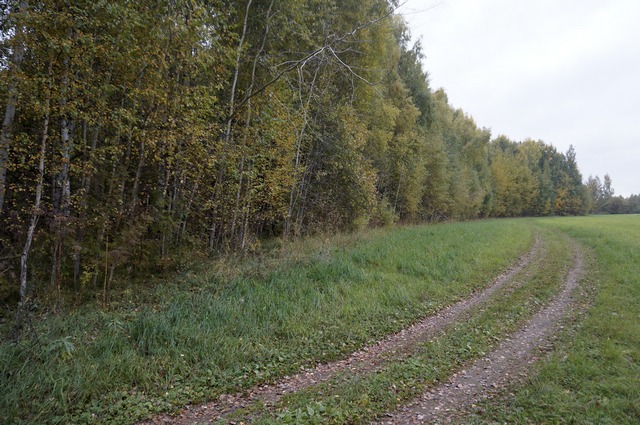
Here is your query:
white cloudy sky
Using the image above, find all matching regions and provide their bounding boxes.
[397,0,640,196]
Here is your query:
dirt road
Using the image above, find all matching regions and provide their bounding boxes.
[144,235,583,424]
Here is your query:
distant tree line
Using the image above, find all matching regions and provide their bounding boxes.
[0,0,621,306]
[585,174,640,214]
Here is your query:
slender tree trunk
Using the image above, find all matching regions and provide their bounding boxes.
[19,59,52,302]
[59,118,73,217]
[178,169,201,241]
[230,0,273,246]
[92,122,122,290]
[159,157,171,257]
[209,220,217,251]
[285,66,320,237]
[230,156,244,243]
[74,123,100,285]
[102,237,109,308]
[113,126,133,231]
[224,0,253,145]
[56,238,62,307]
[208,0,253,251]
[393,173,402,214]
[0,1,27,213]
[295,157,316,233]
[49,239,58,287]
[131,137,145,210]
[51,52,74,288]
[74,65,108,285]
[58,51,73,218]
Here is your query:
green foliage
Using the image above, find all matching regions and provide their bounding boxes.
[489,138,588,217]
[584,173,638,214]
[0,0,602,307]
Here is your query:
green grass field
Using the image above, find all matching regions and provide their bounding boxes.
[244,224,574,424]
[1,216,639,424]
[0,220,532,424]
[471,215,640,423]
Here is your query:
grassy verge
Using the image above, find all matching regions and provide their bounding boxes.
[1,220,532,424]
[470,215,640,423]
[232,226,573,424]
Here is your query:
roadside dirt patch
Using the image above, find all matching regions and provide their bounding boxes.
[144,237,541,424]
[375,239,583,424]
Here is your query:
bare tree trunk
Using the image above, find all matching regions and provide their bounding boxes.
[241,205,250,250]
[56,238,62,307]
[19,59,52,302]
[295,178,310,233]
[49,239,58,287]
[74,65,109,286]
[50,51,74,288]
[285,65,320,237]
[208,0,253,251]
[224,0,253,145]
[209,220,217,251]
[230,0,273,246]
[102,237,109,308]
[58,57,73,217]
[59,120,73,217]
[230,156,245,243]
[393,173,402,215]
[131,137,145,210]
[0,1,27,213]
[73,123,100,285]
[178,169,201,241]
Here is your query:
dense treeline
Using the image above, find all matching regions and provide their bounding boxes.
[585,174,640,214]
[606,195,640,214]
[0,0,598,307]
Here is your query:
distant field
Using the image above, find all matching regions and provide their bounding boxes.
[1,216,638,424]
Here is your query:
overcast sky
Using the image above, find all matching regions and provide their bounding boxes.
[398,0,639,197]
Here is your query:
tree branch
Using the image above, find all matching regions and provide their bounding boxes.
[226,0,408,124]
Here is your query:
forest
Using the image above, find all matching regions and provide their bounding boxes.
[0,0,635,310]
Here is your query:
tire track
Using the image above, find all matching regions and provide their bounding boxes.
[375,239,583,424]
[145,236,542,424]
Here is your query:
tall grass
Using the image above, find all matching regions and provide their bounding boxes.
[1,220,532,424]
